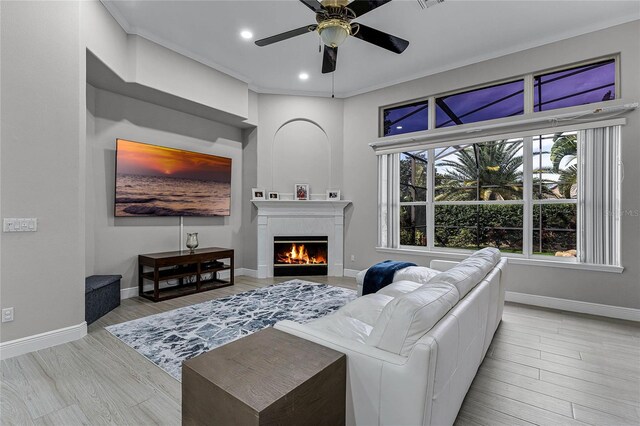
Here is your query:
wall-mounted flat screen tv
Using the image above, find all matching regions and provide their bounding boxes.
[115,139,232,217]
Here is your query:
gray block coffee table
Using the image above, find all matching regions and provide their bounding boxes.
[182,327,346,425]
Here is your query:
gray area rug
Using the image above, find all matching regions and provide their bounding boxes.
[106,280,356,380]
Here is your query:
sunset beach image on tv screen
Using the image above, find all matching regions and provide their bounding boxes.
[115,139,232,217]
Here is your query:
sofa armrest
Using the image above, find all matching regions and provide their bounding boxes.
[275,320,436,426]
[276,320,406,425]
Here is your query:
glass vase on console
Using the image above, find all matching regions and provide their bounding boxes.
[186,232,199,254]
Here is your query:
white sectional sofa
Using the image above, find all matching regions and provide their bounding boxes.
[275,248,506,426]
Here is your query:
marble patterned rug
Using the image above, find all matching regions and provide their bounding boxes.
[106,280,356,381]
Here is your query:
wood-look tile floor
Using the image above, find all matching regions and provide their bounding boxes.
[2,276,639,425]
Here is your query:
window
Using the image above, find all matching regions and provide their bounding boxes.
[400,151,428,246]
[436,80,524,128]
[532,131,578,255]
[534,59,615,112]
[432,139,525,253]
[380,58,617,135]
[382,100,428,137]
[380,126,621,265]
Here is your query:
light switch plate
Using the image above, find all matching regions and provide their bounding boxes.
[3,218,37,232]
[2,308,14,322]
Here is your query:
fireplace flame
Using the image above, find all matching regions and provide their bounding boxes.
[277,243,327,265]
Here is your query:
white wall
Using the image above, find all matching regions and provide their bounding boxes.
[1,0,255,343]
[256,94,344,199]
[241,128,258,271]
[81,0,249,121]
[2,0,637,348]
[1,1,85,342]
[342,21,640,309]
[86,85,245,290]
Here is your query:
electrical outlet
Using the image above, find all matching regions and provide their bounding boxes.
[350,254,356,262]
[2,307,14,323]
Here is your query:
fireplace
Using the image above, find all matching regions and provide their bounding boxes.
[273,236,328,276]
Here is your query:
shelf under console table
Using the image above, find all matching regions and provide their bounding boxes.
[138,247,234,302]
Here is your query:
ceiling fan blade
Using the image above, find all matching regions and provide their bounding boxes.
[322,46,338,74]
[347,0,392,17]
[255,25,316,47]
[351,23,409,53]
[299,0,324,13]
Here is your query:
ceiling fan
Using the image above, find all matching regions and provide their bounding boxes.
[254,0,409,74]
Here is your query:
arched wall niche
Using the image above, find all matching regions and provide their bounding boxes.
[271,118,331,197]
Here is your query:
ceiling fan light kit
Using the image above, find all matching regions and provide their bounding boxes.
[255,0,416,74]
[317,19,352,48]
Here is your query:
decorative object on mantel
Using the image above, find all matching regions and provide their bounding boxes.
[185,232,199,253]
[268,192,280,200]
[294,183,309,200]
[326,189,341,200]
[252,188,266,200]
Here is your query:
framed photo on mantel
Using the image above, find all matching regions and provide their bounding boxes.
[252,188,266,200]
[294,184,309,201]
[326,190,341,200]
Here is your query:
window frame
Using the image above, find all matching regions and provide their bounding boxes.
[397,134,579,262]
[398,150,429,247]
[533,58,617,113]
[379,55,619,138]
[435,79,526,128]
[379,97,430,137]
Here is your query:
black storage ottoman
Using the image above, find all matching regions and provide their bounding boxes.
[85,275,122,325]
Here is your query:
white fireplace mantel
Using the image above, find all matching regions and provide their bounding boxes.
[252,200,352,278]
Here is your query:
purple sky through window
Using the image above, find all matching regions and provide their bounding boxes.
[383,101,428,136]
[436,80,524,128]
[534,60,615,111]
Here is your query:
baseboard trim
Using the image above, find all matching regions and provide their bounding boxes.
[121,287,139,300]
[505,291,640,322]
[120,268,260,300]
[343,268,360,278]
[0,322,87,360]
[235,268,258,278]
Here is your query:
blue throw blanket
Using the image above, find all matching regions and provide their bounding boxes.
[363,260,416,295]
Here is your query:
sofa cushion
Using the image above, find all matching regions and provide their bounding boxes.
[377,280,423,298]
[338,293,394,326]
[393,266,440,284]
[427,248,500,298]
[306,314,373,344]
[355,266,439,286]
[367,283,460,356]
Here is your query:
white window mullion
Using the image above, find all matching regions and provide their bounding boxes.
[523,136,533,258]
[428,97,436,130]
[378,155,390,248]
[426,148,435,251]
[524,74,534,114]
[391,153,401,248]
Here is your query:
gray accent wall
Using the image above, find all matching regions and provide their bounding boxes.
[342,21,640,309]
[241,127,258,271]
[256,94,344,199]
[85,85,245,291]
[1,0,637,347]
[1,1,85,342]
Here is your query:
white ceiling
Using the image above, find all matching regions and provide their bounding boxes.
[102,0,639,98]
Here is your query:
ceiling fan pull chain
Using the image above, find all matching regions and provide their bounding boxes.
[332,72,335,98]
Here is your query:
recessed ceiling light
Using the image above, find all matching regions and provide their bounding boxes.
[299,72,309,81]
[396,126,403,129]
[240,30,253,40]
